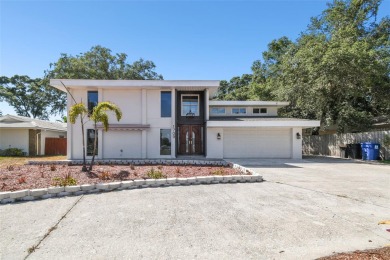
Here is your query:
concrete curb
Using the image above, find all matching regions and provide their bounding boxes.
[1,164,263,204]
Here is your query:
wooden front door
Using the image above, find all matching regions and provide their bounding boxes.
[178,125,203,155]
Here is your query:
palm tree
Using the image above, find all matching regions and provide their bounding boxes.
[69,103,89,172]
[89,101,122,172]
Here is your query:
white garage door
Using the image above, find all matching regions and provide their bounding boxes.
[223,128,292,158]
[103,131,142,158]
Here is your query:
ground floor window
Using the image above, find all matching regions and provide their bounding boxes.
[160,129,171,155]
[87,129,98,156]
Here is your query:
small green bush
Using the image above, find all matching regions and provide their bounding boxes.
[211,168,225,175]
[146,168,166,179]
[52,172,77,186]
[2,148,24,157]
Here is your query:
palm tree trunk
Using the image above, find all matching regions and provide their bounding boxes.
[89,123,98,172]
[80,116,87,172]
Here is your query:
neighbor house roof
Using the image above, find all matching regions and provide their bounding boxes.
[50,79,220,96]
[207,116,320,128]
[0,115,67,132]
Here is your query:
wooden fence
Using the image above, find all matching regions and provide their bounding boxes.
[303,130,390,160]
[45,138,67,155]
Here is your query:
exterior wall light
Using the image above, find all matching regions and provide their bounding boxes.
[217,133,221,140]
[296,132,301,139]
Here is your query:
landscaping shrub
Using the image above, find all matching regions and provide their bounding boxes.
[146,168,165,179]
[211,168,225,175]
[99,171,111,180]
[18,176,26,184]
[2,148,25,157]
[52,172,77,186]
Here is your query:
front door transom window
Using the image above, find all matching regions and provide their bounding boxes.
[181,95,199,116]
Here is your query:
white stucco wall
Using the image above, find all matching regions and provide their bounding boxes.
[0,129,29,154]
[291,127,303,159]
[68,88,174,159]
[146,89,172,158]
[206,128,224,159]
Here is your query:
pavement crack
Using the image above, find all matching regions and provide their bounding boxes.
[24,195,84,259]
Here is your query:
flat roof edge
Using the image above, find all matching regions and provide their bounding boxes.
[50,79,220,92]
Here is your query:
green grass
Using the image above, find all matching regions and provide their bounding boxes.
[379,160,390,164]
[0,156,66,168]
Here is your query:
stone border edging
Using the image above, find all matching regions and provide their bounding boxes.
[1,163,263,204]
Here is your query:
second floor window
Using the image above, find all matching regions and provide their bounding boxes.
[88,91,98,114]
[161,91,172,117]
[232,108,246,114]
[253,108,267,114]
[211,107,226,114]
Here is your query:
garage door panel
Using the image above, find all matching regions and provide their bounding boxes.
[223,128,291,158]
[103,131,142,158]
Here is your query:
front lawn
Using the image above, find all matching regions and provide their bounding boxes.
[0,156,66,169]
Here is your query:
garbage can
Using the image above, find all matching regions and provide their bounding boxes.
[346,144,362,159]
[361,142,380,160]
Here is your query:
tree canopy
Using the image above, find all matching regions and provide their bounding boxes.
[0,75,66,120]
[1,45,163,120]
[217,0,390,133]
[45,45,163,80]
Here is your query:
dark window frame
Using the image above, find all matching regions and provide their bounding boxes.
[87,91,98,114]
[253,108,268,114]
[232,107,246,114]
[160,129,171,155]
[161,91,172,118]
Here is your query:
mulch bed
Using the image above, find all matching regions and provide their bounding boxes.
[318,247,390,260]
[0,164,243,192]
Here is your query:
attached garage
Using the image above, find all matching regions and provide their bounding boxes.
[207,117,320,159]
[223,128,292,158]
[103,131,142,158]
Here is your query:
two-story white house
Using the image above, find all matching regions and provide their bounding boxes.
[50,79,320,160]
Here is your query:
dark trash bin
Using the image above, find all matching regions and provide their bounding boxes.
[339,145,347,158]
[361,142,380,160]
[346,144,362,159]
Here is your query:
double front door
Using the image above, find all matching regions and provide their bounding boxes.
[178,125,203,155]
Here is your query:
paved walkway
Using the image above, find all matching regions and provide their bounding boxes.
[1,157,389,259]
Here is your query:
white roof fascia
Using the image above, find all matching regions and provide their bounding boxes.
[209,101,290,107]
[207,120,320,129]
[50,79,220,92]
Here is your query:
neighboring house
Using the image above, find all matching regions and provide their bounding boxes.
[50,79,320,160]
[0,115,67,156]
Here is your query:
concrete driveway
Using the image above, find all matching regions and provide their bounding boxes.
[1,157,389,259]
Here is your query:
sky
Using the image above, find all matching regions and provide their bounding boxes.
[1,0,389,120]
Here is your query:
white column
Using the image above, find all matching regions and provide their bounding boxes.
[98,89,103,159]
[171,88,176,158]
[141,89,147,158]
[67,91,73,160]
[205,89,209,121]
[292,127,303,159]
